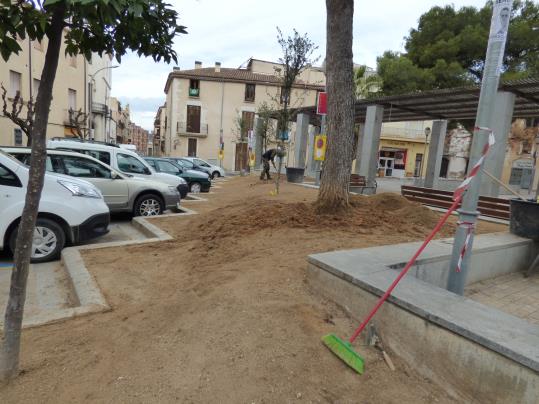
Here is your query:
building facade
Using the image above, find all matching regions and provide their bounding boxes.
[377,121,433,178]
[0,33,113,145]
[128,123,149,155]
[162,58,324,171]
[110,97,131,144]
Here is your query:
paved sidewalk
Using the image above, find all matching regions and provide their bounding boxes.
[466,271,539,325]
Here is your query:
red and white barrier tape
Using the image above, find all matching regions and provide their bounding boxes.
[453,127,496,201]
[452,126,495,273]
[455,221,475,273]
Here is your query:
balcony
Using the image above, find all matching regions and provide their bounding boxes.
[188,88,199,97]
[92,102,108,115]
[176,121,208,137]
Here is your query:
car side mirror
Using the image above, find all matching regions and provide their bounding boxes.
[111,171,121,179]
[144,167,151,175]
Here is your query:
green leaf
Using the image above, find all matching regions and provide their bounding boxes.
[44,0,63,5]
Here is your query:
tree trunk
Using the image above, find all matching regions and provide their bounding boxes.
[0,7,66,382]
[316,0,355,213]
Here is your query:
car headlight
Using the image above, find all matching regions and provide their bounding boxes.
[168,185,179,194]
[58,180,102,199]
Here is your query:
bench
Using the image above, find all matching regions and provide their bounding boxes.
[401,185,510,220]
[350,174,377,195]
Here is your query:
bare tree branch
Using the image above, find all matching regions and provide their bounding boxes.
[67,107,88,139]
[1,84,35,142]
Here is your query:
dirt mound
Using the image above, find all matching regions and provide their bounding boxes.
[195,193,454,244]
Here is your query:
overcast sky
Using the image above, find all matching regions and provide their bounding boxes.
[111,0,487,130]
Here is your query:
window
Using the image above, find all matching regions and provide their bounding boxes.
[187,139,197,157]
[145,159,157,168]
[32,78,40,98]
[56,148,111,165]
[279,87,289,105]
[9,70,21,98]
[14,129,23,146]
[179,159,194,169]
[68,88,77,110]
[194,158,210,167]
[245,84,255,102]
[186,105,201,133]
[62,156,111,178]
[13,153,54,172]
[116,153,149,174]
[156,160,181,174]
[241,111,255,139]
[0,163,22,187]
[189,79,200,97]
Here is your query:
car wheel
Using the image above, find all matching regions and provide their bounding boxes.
[212,171,220,179]
[134,194,164,216]
[190,182,202,194]
[9,218,66,263]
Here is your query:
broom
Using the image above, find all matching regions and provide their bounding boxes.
[323,128,496,374]
[322,196,462,374]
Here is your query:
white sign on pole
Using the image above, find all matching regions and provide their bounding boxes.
[489,0,512,43]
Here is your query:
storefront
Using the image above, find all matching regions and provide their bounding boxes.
[377,138,429,178]
[378,148,407,178]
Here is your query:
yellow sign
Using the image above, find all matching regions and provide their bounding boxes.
[218,149,224,160]
[249,152,255,167]
[314,134,327,161]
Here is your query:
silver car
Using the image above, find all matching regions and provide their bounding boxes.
[182,157,225,179]
[3,148,180,216]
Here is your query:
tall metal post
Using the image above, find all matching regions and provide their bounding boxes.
[447,0,513,295]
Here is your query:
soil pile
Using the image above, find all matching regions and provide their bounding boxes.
[196,193,455,245]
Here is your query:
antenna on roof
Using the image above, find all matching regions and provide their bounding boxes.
[238,57,252,69]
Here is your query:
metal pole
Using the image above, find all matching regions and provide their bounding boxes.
[447,0,513,295]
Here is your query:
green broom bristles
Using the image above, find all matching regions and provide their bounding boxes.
[322,333,365,374]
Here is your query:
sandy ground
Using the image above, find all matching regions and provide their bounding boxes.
[0,176,506,403]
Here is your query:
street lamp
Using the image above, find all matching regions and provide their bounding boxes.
[422,126,431,180]
[88,65,119,141]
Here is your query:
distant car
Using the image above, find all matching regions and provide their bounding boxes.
[0,150,109,263]
[182,157,225,179]
[3,147,181,216]
[169,157,211,177]
[144,157,211,194]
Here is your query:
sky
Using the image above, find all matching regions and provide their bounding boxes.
[111,0,488,130]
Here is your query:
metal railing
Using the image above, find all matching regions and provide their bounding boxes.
[176,121,208,137]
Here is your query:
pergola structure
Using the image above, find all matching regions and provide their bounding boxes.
[295,77,539,125]
[282,78,539,196]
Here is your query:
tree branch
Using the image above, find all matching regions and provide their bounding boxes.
[1,85,34,139]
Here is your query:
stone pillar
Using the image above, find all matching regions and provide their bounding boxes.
[254,117,263,168]
[293,113,309,168]
[424,120,448,188]
[358,105,384,189]
[306,124,319,178]
[353,123,365,174]
[480,91,516,196]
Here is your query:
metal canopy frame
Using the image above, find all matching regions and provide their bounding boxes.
[295,78,539,124]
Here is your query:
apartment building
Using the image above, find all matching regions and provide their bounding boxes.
[0,33,113,146]
[162,58,325,171]
[110,97,131,144]
[153,104,166,156]
[128,123,149,155]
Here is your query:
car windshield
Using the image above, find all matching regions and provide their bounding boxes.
[179,159,194,169]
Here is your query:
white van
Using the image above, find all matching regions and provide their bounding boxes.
[46,138,187,194]
[0,150,110,263]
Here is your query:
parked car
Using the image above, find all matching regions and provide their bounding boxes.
[46,138,188,195]
[182,157,225,179]
[0,150,110,263]
[144,157,211,193]
[2,147,181,216]
[169,157,211,177]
